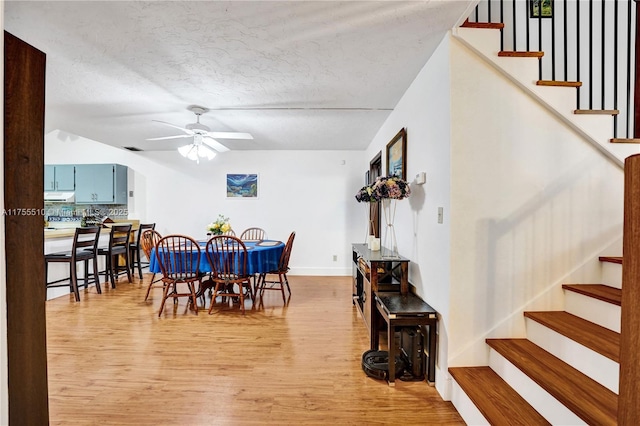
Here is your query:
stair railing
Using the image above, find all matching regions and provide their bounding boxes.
[467,0,637,140]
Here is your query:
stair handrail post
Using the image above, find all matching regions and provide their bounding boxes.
[619,153,640,424]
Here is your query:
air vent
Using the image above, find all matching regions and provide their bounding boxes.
[124,146,142,151]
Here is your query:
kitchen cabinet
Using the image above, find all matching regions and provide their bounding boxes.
[75,164,128,204]
[44,164,75,191]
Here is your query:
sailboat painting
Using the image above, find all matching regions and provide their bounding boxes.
[226,174,259,198]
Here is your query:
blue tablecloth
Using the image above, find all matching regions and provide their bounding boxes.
[149,240,284,276]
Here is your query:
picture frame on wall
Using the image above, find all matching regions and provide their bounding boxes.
[386,128,407,179]
[529,0,552,18]
[226,173,259,198]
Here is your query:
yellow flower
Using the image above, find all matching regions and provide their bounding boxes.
[221,223,231,232]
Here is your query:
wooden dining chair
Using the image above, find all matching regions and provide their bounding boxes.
[97,224,133,289]
[255,231,295,302]
[140,229,163,301]
[205,235,253,314]
[130,222,156,279]
[154,234,201,317]
[45,226,101,302]
[239,227,266,241]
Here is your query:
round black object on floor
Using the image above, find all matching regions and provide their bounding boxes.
[361,350,406,380]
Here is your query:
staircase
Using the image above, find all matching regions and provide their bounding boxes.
[447,8,640,424]
[450,258,621,425]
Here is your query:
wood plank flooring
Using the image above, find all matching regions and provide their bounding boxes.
[45,274,463,425]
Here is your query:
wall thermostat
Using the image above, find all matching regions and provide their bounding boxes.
[415,172,426,185]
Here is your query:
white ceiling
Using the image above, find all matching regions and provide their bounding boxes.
[5,1,472,153]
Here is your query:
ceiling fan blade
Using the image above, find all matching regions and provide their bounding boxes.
[206,131,253,140]
[202,137,231,153]
[152,120,194,134]
[146,134,192,141]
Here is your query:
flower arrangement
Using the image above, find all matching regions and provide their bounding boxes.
[354,175,411,202]
[371,175,411,200]
[206,214,232,235]
[355,185,377,203]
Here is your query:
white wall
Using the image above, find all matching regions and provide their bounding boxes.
[0,1,8,423]
[364,32,453,397]
[45,132,364,276]
[448,33,624,369]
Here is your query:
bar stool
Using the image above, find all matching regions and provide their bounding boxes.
[98,224,132,288]
[45,226,101,302]
[129,223,156,279]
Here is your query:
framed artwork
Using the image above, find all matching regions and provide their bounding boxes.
[226,173,258,198]
[529,0,552,18]
[386,128,407,179]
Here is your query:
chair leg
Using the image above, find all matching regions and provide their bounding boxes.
[284,273,291,295]
[158,281,172,317]
[70,261,80,302]
[189,282,198,314]
[92,257,102,294]
[123,252,133,283]
[136,249,143,280]
[278,272,286,302]
[239,283,245,315]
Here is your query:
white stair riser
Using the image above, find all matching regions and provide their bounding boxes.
[489,348,586,425]
[564,291,621,333]
[601,262,622,289]
[450,379,490,426]
[525,318,619,393]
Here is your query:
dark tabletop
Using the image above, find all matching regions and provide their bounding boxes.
[376,291,437,316]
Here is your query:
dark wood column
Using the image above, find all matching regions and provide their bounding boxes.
[620,153,640,424]
[4,31,49,424]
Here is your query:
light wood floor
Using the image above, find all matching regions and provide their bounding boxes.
[45,273,464,425]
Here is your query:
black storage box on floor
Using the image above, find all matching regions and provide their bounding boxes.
[361,350,406,381]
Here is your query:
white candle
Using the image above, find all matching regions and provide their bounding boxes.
[371,238,381,251]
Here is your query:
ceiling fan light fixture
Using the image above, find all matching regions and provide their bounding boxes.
[178,143,216,163]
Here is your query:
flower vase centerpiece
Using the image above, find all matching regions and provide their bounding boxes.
[206,214,232,237]
[355,184,378,246]
[371,175,411,257]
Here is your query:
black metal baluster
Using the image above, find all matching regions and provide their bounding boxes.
[526,0,531,51]
[589,0,594,109]
[601,0,607,110]
[539,0,543,79]
[626,0,633,138]
[563,0,568,81]
[614,0,619,138]
[551,0,556,80]
[499,0,505,51]
[577,0,582,109]
[511,0,516,51]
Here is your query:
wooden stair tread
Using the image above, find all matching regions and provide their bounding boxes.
[599,256,622,264]
[486,339,617,426]
[573,109,619,115]
[524,311,619,362]
[460,21,505,29]
[610,138,640,144]
[536,80,582,87]
[449,366,550,426]
[498,51,544,58]
[562,284,621,306]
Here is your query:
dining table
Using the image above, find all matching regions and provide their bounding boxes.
[148,239,285,276]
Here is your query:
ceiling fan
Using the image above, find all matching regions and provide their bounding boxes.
[147,106,253,162]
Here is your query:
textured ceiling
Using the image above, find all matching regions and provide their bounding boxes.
[5,1,472,152]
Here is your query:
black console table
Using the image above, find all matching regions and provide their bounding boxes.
[372,291,438,386]
[352,244,409,338]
